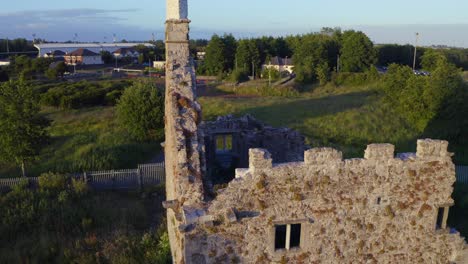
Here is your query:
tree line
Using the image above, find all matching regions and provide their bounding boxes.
[190,28,468,83]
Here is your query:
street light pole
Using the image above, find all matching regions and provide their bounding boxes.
[413,32,419,71]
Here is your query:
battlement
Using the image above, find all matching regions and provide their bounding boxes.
[245,139,452,171]
[417,139,451,159]
[249,148,272,171]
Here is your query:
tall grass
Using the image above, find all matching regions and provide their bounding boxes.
[199,83,422,159]
[0,106,161,178]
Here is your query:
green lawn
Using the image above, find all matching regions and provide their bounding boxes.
[0,106,161,178]
[200,83,427,159]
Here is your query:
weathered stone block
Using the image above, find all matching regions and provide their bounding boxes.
[249,148,272,170]
[364,144,395,160]
[305,148,342,165]
[417,139,450,158]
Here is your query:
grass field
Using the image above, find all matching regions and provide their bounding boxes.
[200,82,434,159]
[0,106,161,178]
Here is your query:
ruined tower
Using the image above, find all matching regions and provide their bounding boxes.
[162,1,468,263]
[164,0,205,262]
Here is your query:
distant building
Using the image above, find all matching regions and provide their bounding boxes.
[44,50,66,59]
[262,56,294,74]
[0,60,10,67]
[34,43,154,58]
[196,51,206,60]
[64,48,103,65]
[113,48,139,59]
[153,61,166,70]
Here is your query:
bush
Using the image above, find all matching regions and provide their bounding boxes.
[261,67,280,81]
[229,69,249,83]
[38,172,67,191]
[116,80,165,142]
[40,80,131,109]
[331,67,381,86]
[105,90,123,106]
[0,179,170,263]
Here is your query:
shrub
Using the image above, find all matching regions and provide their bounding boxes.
[40,80,131,109]
[116,80,164,142]
[38,172,67,191]
[229,69,249,83]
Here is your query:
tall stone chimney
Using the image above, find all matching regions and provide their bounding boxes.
[164,0,205,262]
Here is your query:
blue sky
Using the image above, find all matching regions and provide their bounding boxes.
[1,0,467,47]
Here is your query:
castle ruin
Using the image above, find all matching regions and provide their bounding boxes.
[163,0,468,263]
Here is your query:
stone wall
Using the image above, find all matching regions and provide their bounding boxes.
[178,140,467,263]
[163,1,467,263]
[201,114,307,187]
[164,0,206,262]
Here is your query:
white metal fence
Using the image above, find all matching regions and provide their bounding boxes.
[0,162,165,193]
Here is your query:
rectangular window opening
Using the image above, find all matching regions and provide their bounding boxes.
[290,224,301,248]
[436,207,444,230]
[215,134,233,152]
[275,225,287,250]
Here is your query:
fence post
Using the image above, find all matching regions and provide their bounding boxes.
[112,170,115,191]
[137,168,143,191]
[83,172,88,183]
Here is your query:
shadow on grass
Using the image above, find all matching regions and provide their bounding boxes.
[214,91,376,126]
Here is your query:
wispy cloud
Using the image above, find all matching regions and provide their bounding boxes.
[0,9,160,41]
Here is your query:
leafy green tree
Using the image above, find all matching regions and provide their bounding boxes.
[382,60,464,132]
[340,30,377,72]
[316,62,330,85]
[101,51,114,64]
[421,49,447,72]
[116,80,164,141]
[45,62,67,80]
[0,79,50,177]
[293,34,338,83]
[204,34,238,75]
[222,34,237,71]
[204,35,227,75]
[235,40,251,73]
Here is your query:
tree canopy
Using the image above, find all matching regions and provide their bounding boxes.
[0,79,50,176]
[340,30,377,73]
[116,80,164,142]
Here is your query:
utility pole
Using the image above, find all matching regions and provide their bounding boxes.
[413,32,419,71]
[6,37,9,54]
[113,34,118,69]
[268,60,272,87]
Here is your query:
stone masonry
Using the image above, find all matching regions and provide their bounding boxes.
[164,0,206,262]
[163,0,468,263]
[202,114,306,167]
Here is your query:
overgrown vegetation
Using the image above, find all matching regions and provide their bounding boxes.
[0,173,171,263]
[0,79,165,178]
[40,80,132,109]
[0,79,50,177]
[200,56,468,164]
[116,80,165,142]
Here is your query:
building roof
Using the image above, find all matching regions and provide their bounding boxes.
[67,48,99,56]
[113,47,137,55]
[269,56,293,66]
[47,50,66,56]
